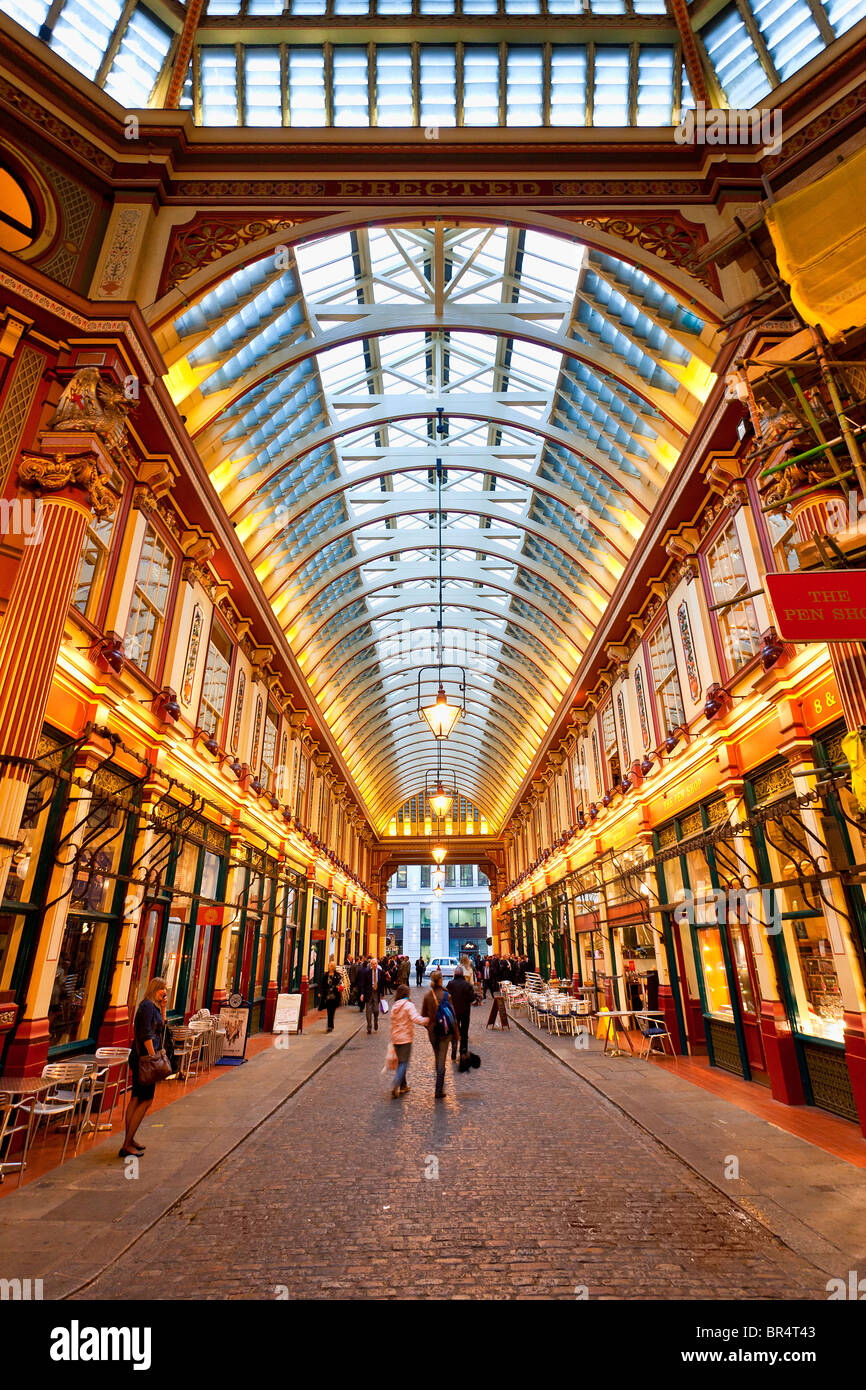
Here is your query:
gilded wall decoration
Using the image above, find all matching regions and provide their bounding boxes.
[677,600,701,702]
[159,214,306,296]
[181,604,203,707]
[617,691,630,766]
[634,664,652,751]
[231,670,246,753]
[97,207,143,297]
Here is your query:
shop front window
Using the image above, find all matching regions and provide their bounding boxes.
[48,914,109,1047]
[696,926,733,1017]
[161,916,184,1009]
[646,616,684,735]
[728,922,757,1014]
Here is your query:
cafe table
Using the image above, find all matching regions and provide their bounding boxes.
[599,1010,642,1056]
[0,1075,54,1186]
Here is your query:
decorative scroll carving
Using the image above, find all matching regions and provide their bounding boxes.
[18,450,117,518]
[160,215,301,295]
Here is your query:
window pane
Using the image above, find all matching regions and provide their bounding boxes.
[333,46,369,125]
[506,46,543,125]
[463,45,500,126]
[550,46,587,125]
[824,0,866,35]
[201,47,239,124]
[702,5,773,108]
[51,0,125,80]
[288,49,327,124]
[72,514,115,620]
[125,527,173,674]
[200,625,233,734]
[751,0,824,81]
[707,519,762,672]
[419,45,456,126]
[636,45,674,126]
[593,47,630,125]
[245,48,282,125]
[0,0,52,36]
[376,45,412,124]
[104,7,172,107]
[646,617,684,731]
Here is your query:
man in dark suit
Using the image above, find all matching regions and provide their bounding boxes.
[446,965,475,1062]
[357,957,384,1034]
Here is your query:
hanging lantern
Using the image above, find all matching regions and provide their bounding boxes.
[429,781,454,820]
[419,682,463,740]
[431,843,447,865]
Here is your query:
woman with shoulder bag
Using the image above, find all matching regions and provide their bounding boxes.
[321,958,342,1032]
[121,977,172,1158]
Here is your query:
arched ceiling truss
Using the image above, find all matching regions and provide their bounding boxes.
[165,222,718,831]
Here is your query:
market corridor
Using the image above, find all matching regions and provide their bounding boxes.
[75,999,826,1301]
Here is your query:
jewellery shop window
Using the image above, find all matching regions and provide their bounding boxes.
[750,765,845,1044]
[654,839,702,1004]
[1,733,74,993]
[49,769,137,1050]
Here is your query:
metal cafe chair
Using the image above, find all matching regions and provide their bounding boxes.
[19,1062,90,1164]
[92,1047,133,1129]
[170,1027,204,1084]
[0,1092,29,1184]
[634,1012,675,1059]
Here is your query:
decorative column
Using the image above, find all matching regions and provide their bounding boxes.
[0,441,116,907]
[298,863,317,1019]
[211,832,246,1010]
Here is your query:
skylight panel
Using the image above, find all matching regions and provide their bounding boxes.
[201,48,239,124]
[550,47,587,126]
[333,47,370,125]
[593,47,630,125]
[50,0,124,80]
[288,49,327,125]
[0,0,51,37]
[506,47,544,125]
[376,46,413,125]
[295,233,357,297]
[317,340,370,394]
[378,0,412,10]
[702,6,773,107]
[463,47,500,126]
[636,47,674,125]
[680,62,694,114]
[244,49,282,126]
[419,46,457,126]
[633,0,668,11]
[103,6,172,108]
[462,0,498,11]
[750,0,824,80]
[208,0,241,11]
[290,0,326,11]
[519,230,583,300]
[825,0,866,34]
[420,0,456,11]
[248,0,284,13]
[590,0,627,10]
[334,0,370,10]
[505,0,541,11]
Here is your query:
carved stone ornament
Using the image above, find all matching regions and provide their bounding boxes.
[19,450,117,519]
[46,368,133,459]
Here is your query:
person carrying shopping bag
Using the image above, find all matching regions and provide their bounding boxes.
[387,983,430,1098]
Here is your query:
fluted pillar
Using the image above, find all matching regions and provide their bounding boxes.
[0,442,115,906]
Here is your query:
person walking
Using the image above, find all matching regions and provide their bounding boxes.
[415,955,426,987]
[421,969,456,1099]
[482,955,494,999]
[358,956,384,1033]
[397,955,410,987]
[121,977,172,1158]
[388,983,429,1098]
[321,958,342,1032]
[446,964,475,1063]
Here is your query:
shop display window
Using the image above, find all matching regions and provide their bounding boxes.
[788,916,845,1043]
[696,926,733,1017]
[728,923,757,1014]
[161,916,184,1010]
[48,914,110,1047]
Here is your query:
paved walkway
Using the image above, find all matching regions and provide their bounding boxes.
[63,996,831,1300]
[510,1013,866,1279]
[0,1003,364,1298]
[2,993,860,1301]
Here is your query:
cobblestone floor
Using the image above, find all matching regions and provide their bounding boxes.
[78,1000,828,1300]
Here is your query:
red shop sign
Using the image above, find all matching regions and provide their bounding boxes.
[766,570,866,641]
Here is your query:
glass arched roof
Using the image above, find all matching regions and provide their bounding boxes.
[2,0,863,125]
[158,222,720,830]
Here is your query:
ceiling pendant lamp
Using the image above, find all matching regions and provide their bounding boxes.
[417,457,466,739]
[431,842,447,865]
[429,781,454,821]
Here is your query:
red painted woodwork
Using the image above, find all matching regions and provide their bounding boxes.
[760,1001,806,1107]
[843,1010,866,1138]
[2,1016,50,1076]
[659,982,686,1054]
[97,1005,132,1049]
[263,980,279,1032]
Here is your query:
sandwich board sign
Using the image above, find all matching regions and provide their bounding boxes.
[273,992,302,1036]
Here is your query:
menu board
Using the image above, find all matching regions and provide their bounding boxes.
[273,992,302,1035]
